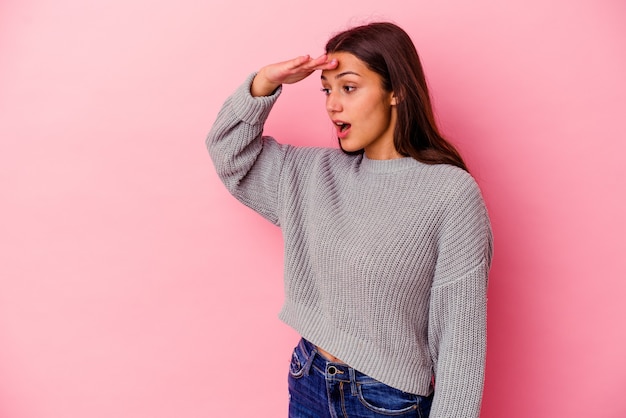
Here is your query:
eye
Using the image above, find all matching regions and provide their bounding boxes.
[343,85,356,93]
[320,87,331,96]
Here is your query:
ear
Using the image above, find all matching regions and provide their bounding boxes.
[390,91,401,106]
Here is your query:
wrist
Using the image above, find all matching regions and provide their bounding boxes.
[250,72,280,97]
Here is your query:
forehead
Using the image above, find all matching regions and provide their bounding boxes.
[321,52,371,80]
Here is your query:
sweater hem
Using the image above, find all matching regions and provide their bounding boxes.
[278,301,434,396]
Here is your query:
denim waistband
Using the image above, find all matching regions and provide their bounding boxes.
[298,338,379,384]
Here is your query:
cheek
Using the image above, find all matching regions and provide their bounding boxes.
[367,103,393,130]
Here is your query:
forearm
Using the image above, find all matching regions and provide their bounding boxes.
[428,265,489,417]
[206,73,284,223]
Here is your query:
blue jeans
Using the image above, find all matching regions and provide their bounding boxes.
[288,338,433,418]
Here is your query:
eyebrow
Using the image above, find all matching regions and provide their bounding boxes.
[320,71,361,80]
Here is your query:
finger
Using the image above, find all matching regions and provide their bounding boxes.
[297,54,337,73]
[287,55,312,69]
[316,57,338,70]
[308,53,330,66]
[305,54,336,70]
[308,57,338,72]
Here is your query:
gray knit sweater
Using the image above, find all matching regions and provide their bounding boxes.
[207,74,493,417]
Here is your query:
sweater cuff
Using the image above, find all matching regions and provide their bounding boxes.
[229,72,282,126]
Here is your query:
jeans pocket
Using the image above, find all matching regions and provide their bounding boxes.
[357,381,419,416]
[288,346,306,379]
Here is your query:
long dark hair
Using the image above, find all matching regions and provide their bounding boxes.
[326,22,468,171]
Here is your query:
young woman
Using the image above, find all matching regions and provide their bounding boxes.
[207,22,493,418]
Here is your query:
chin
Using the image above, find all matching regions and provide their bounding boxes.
[338,140,364,155]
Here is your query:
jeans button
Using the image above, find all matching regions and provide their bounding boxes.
[327,366,337,375]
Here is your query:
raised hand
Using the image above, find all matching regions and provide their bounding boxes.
[251,54,338,97]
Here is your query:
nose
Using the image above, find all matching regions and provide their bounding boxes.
[326,92,342,114]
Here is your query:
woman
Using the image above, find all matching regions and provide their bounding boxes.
[207,22,493,418]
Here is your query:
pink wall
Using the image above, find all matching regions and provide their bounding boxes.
[1,0,625,417]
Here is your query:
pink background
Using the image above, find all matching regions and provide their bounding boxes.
[1,0,625,417]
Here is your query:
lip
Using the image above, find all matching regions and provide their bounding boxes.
[333,120,351,139]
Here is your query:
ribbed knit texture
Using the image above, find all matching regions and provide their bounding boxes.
[207,73,493,418]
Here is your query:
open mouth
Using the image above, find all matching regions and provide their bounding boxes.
[335,122,351,137]
[337,122,351,132]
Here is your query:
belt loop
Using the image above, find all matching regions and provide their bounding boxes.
[349,367,357,395]
[302,346,317,376]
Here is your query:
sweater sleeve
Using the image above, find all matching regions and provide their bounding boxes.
[206,73,287,225]
[427,172,493,418]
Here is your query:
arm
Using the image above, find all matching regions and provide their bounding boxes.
[206,73,284,223]
[428,173,494,417]
[206,55,338,224]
